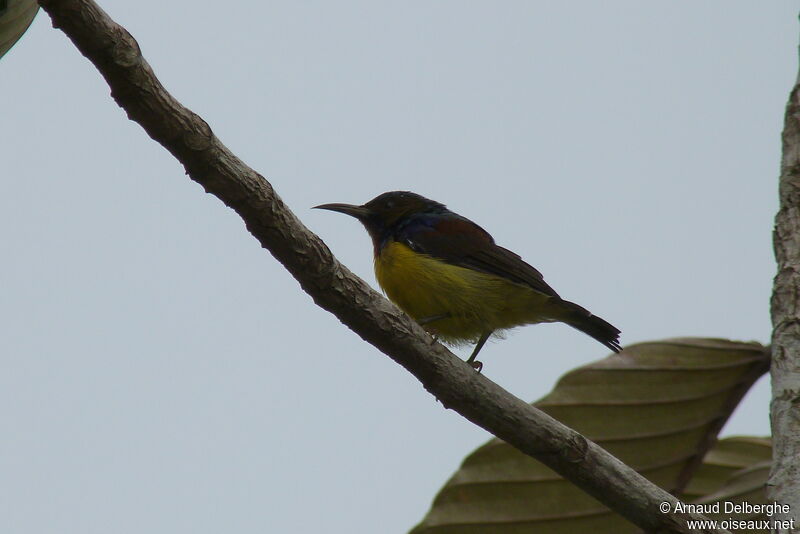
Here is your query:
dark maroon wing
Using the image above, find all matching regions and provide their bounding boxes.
[397,214,561,299]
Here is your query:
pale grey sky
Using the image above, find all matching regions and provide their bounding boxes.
[2,2,796,533]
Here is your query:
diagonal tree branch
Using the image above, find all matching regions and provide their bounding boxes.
[36,1,725,532]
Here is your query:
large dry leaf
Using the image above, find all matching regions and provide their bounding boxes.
[683,436,772,533]
[411,338,769,534]
[683,436,771,502]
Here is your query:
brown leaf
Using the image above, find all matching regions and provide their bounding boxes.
[411,338,769,534]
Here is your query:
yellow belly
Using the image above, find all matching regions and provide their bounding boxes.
[374,241,554,344]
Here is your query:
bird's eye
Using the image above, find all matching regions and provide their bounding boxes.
[385,200,395,208]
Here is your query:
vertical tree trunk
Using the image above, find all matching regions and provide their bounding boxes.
[769,51,800,531]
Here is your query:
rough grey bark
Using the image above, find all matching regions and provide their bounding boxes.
[769,49,800,532]
[36,0,725,532]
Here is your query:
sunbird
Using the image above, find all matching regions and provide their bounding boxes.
[315,191,621,370]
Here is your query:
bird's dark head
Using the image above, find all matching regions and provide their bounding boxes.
[314,191,445,249]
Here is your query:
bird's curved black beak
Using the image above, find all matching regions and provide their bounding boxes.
[313,203,371,220]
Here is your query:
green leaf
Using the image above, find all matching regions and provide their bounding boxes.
[0,0,38,59]
[410,338,769,534]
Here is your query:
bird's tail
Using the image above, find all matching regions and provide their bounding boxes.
[551,299,622,353]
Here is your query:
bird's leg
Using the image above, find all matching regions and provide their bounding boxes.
[417,313,451,342]
[466,331,492,373]
[418,313,451,326]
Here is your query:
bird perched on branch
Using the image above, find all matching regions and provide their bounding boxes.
[315,191,621,371]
